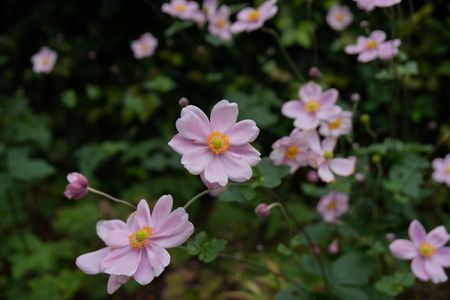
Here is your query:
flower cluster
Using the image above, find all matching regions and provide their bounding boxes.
[272,81,355,182]
[345,30,401,62]
[161,0,278,41]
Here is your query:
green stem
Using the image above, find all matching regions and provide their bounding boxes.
[183,189,210,209]
[87,187,136,209]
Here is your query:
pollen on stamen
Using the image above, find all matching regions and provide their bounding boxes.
[129,226,153,250]
[304,100,320,113]
[208,131,230,154]
[247,9,260,22]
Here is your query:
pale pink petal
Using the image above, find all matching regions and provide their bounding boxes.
[146,244,171,277]
[152,207,189,237]
[131,200,152,231]
[176,106,211,142]
[100,247,142,276]
[434,247,450,267]
[299,82,322,101]
[320,89,338,106]
[409,220,427,246]
[358,50,378,63]
[133,250,155,285]
[318,164,335,182]
[228,144,261,166]
[150,195,173,228]
[181,147,213,175]
[389,240,417,260]
[152,223,194,248]
[96,220,127,242]
[306,130,322,153]
[107,275,129,294]
[168,134,204,155]
[294,112,320,129]
[370,30,386,43]
[105,229,131,248]
[204,156,228,186]
[221,152,252,182]
[322,138,337,152]
[76,247,111,275]
[210,100,238,133]
[424,259,448,284]
[426,226,450,248]
[230,21,248,33]
[432,158,444,170]
[411,256,429,281]
[227,120,259,145]
[281,100,304,119]
[330,158,355,176]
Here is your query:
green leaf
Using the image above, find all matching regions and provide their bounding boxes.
[7,148,55,181]
[332,253,375,286]
[186,232,227,263]
[277,243,292,256]
[375,271,415,296]
[257,158,290,188]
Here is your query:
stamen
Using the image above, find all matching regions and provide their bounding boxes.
[247,9,260,22]
[175,4,186,13]
[285,146,299,160]
[324,151,333,160]
[418,242,435,257]
[304,100,320,113]
[326,200,336,209]
[216,19,226,28]
[208,131,230,154]
[335,13,345,22]
[129,226,153,249]
[329,118,341,129]
[365,40,378,49]
[445,166,450,174]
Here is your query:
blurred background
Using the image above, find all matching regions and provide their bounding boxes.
[1,0,450,299]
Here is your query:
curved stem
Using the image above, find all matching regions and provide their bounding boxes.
[87,187,136,209]
[183,189,210,209]
[269,202,294,236]
[262,27,304,82]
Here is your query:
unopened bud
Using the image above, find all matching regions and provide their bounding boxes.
[255,203,271,218]
[360,114,370,123]
[309,67,321,79]
[178,97,189,108]
[350,93,361,103]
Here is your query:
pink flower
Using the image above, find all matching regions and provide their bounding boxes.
[31,47,57,74]
[208,5,232,41]
[202,0,217,19]
[307,131,356,182]
[64,172,89,200]
[345,30,400,62]
[317,191,349,223]
[328,239,339,254]
[269,129,311,173]
[162,0,206,25]
[131,33,158,59]
[307,170,319,183]
[374,0,401,8]
[282,82,341,130]
[326,5,353,31]
[354,0,400,12]
[230,0,278,33]
[389,220,450,284]
[168,100,261,188]
[432,154,450,187]
[76,196,194,294]
[255,203,271,218]
[319,110,353,137]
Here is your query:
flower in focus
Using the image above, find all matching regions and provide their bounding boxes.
[326,5,353,31]
[230,0,278,33]
[345,30,400,62]
[319,110,353,137]
[270,129,311,173]
[31,47,57,74]
[282,81,341,130]
[131,33,158,59]
[317,191,349,223]
[64,172,89,200]
[162,0,206,25]
[76,196,194,293]
[307,131,356,182]
[207,5,232,41]
[389,220,450,284]
[255,203,271,218]
[328,239,339,254]
[168,100,261,188]
[432,154,450,187]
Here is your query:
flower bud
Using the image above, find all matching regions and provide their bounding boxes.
[309,67,321,79]
[355,173,365,182]
[255,203,271,218]
[328,240,339,254]
[307,170,319,183]
[64,172,89,200]
[350,93,361,103]
[360,20,369,28]
[360,114,370,123]
[371,154,381,164]
[386,233,396,242]
[178,97,189,108]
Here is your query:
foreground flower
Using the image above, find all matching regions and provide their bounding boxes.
[270,129,311,173]
[76,196,194,293]
[319,110,353,137]
[162,0,205,25]
[389,220,450,284]
[64,172,89,200]
[131,33,158,59]
[230,0,278,33]
[307,132,355,182]
[31,47,57,74]
[208,4,232,41]
[432,154,450,187]
[282,82,341,130]
[317,191,349,223]
[169,100,261,188]
[345,30,400,62]
[326,5,353,31]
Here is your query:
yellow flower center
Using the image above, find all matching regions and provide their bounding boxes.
[175,4,186,12]
[216,18,226,28]
[208,131,230,154]
[247,9,260,22]
[285,146,299,160]
[335,13,345,22]
[41,56,49,66]
[418,242,435,257]
[365,40,378,49]
[445,166,450,174]
[324,151,333,160]
[326,200,336,210]
[329,117,341,129]
[304,100,320,113]
[139,41,150,52]
[129,226,153,250]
